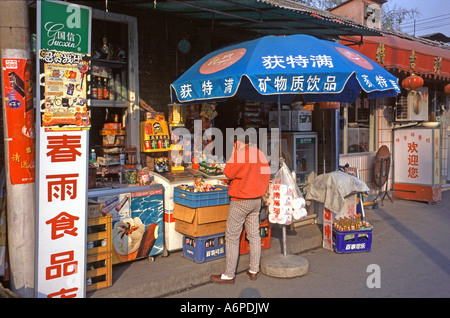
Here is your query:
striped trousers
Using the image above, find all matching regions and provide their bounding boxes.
[224,198,262,278]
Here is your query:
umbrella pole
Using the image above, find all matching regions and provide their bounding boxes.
[322,110,326,174]
[277,95,288,257]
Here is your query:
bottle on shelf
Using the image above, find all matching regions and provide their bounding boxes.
[103,77,109,100]
[92,76,98,99]
[109,76,115,100]
[97,76,104,100]
[121,72,127,101]
[115,74,122,101]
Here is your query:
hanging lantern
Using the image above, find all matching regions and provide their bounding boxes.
[444,83,450,96]
[401,74,424,91]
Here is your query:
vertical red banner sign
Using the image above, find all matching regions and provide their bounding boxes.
[2,58,35,184]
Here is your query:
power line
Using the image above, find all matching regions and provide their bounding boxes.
[401,19,449,30]
[399,13,450,27]
[401,20,450,32]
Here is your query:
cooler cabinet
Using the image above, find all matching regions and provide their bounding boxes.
[280,132,318,187]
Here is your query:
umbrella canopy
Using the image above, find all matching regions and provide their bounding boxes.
[171,34,400,104]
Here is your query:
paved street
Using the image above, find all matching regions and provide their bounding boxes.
[168,188,450,298]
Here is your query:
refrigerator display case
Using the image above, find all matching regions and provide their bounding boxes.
[281,132,318,187]
[393,127,441,204]
[88,184,164,264]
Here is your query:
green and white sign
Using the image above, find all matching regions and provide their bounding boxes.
[40,0,91,54]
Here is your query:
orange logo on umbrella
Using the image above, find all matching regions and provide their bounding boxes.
[199,48,246,74]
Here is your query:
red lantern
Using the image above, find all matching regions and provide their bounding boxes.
[401,74,424,90]
[444,83,450,96]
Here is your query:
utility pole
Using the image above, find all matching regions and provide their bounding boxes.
[0,0,35,297]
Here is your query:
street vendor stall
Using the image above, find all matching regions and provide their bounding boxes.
[168,34,400,275]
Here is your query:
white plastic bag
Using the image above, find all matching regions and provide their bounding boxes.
[267,162,307,225]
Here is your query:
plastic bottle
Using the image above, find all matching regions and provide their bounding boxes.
[92,77,98,99]
[103,77,109,100]
[97,77,103,99]
[115,74,121,101]
[109,76,115,100]
[90,149,96,161]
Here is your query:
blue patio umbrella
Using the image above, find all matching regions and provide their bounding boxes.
[170,34,400,104]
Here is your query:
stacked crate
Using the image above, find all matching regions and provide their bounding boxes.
[173,187,230,263]
[86,214,112,292]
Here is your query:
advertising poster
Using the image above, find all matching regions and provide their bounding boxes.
[92,188,164,264]
[39,50,91,128]
[2,58,35,184]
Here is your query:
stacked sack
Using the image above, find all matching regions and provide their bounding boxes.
[266,163,307,225]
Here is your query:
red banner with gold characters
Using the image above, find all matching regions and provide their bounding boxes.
[2,58,35,184]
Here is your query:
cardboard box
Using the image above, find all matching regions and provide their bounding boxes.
[173,203,229,237]
[88,199,102,218]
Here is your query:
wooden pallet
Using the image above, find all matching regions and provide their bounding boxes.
[87,214,112,256]
[86,251,112,292]
[86,214,112,292]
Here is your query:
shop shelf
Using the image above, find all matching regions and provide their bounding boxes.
[174,187,230,208]
[332,227,372,253]
[182,232,226,263]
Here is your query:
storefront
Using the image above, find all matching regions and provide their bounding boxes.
[1,0,400,297]
[339,32,450,202]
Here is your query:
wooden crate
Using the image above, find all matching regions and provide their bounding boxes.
[87,214,112,256]
[86,251,112,292]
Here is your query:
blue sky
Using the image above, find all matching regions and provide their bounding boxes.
[385,0,450,36]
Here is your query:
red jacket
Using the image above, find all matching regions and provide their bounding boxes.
[224,144,270,201]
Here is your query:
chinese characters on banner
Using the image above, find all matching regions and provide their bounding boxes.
[36,0,92,298]
[36,128,87,298]
[2,58,35,184]
[394,129,440,185]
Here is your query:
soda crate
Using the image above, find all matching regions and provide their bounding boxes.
[332,227,373,253]
[86,251,112,292]
[174,187,230,208]
[87,214,112,256]
[182,232,226,263]
[239,220,271,255]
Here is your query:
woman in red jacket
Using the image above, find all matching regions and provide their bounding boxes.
[210,140,270,284]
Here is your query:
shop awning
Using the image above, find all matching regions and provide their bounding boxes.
[341,32,450,81]
[117,0,381,39]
